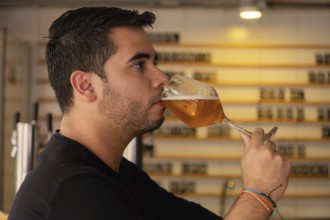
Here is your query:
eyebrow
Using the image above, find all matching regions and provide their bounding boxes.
[127,52,151,63]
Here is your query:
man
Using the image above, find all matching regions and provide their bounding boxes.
[8,7,290,220]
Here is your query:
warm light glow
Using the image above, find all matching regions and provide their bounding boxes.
[228,27,249,39]
[240,9,262,19]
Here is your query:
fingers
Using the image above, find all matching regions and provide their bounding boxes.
[264,139,276,151]
[249,128,265,151]
[240,128,265,153]
[252,128,265,145]
[240,133,250,153]
[241,128,278,155]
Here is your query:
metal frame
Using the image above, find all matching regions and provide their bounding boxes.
[0,28,7,211]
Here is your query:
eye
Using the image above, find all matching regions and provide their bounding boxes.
[133,61,145,69]
[154,54,159,65]
[153,59,159,65]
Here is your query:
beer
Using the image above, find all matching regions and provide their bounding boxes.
[161,75,278,139]
[162,96,225,128]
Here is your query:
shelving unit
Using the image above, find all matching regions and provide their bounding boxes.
[140,41,330,216]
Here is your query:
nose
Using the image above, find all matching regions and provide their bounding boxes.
[152,67,169,88]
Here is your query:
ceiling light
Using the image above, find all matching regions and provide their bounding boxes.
[240,7,262,19]
[239,0,264,19]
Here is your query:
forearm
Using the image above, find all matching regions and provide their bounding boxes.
[224,193,272,220]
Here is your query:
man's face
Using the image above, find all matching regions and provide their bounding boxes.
[97,27,168,135]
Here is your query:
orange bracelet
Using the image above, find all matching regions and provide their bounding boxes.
[240,190,275,214]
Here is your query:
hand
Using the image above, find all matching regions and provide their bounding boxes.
[240,128,291,202]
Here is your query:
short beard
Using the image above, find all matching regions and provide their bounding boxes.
[98,82,165,137]
[133,116,164,136]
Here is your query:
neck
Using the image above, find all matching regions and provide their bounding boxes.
[59,113,134,171]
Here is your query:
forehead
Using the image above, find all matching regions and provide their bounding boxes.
[111,26,155,54]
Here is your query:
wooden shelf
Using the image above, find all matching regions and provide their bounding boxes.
[38,40,330,49]
[171,191,330,199]
[164,117,330,125]
[37,112,330,128]
[221,100,330,106]
[211,82,330,88]
[37,58,330,69]
[159,61,330,69]
[144,156,330,162]
[149,173,240,180]
[37,97,330,106]
[148,173,330,180]
[38,97,56,102]
[236,100,330,105]
[154,136,330,143]
[37,77,330,88]
[153,43,330,49]
[237,119,330,125]
[37,131,330,143]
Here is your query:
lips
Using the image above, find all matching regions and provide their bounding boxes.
[151,93,164,107]
[155,100,164,107]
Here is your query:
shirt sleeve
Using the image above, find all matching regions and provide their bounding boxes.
[125,159,223,220]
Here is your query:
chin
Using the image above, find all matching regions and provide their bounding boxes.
[136,117,165,135]
[154,117,165,130]
[149,116,165,131]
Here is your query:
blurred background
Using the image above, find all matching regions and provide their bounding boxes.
[0,0,330,219]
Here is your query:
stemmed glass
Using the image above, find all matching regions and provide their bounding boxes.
[161,75,278,141]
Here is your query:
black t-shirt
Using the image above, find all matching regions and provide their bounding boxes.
[9,133,222,220]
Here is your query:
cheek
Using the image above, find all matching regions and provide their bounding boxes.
[106,76,152,106]
[125,80,150,99]
[109,84,145,109]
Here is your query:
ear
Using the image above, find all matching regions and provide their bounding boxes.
[70,71,96,102]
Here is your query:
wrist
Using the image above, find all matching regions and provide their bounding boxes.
[243,182,282,202]
[242,188,277,213]
[240,187,284,219]
[239,192,273,217]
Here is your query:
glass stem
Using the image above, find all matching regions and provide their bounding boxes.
[222,117,252,137]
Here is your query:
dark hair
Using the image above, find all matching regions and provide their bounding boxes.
[46,7,156,113]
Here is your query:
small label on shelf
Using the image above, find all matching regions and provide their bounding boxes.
[154,125,196,137]
[192,71,217,82]
[322,126,330,138]
[308,70,330,84]
[277,143,306,158]
[157,51,211,62]
[291,163,329,177]
[315,52,330,65]
[163,70,185,79]
[181,162,208,175]
[169,180,196,194]
[257,106,305,122]
[290,88,305,102]
[207,125,230,137]
[259,88,286,101]
[317,108,330,121]
[148,32,180,43]
[143,162,172,174]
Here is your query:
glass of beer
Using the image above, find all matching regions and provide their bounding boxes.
[161,75,278,140]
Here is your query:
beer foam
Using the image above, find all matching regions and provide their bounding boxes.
[161,95,219,100]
